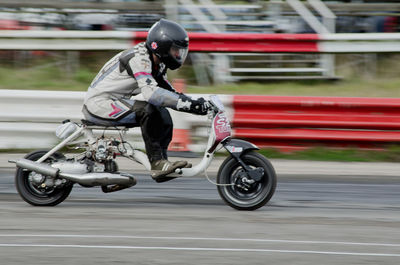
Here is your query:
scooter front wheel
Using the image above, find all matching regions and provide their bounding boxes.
[217,151,277,211]
[15,150,73,206]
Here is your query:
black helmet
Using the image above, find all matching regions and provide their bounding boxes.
[146,19,189,70]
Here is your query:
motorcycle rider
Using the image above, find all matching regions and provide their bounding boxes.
[82,19,209,183]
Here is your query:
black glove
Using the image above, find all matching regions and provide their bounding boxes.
[176,94,210,115]
[189,97,210,115]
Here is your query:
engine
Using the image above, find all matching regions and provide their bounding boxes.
[83,137,121,173]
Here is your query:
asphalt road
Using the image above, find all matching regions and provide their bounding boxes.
[1,163,400,265]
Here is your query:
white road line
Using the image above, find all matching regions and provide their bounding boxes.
[0,243,399,257]
[0,234,399,247]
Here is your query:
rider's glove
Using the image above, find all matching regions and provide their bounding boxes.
[176,94,210,115]
[189,97,210,115]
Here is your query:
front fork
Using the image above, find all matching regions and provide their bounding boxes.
[222,138,264,182]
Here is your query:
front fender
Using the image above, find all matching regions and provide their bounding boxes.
[223,138,259,157]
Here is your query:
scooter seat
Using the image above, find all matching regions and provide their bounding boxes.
[81,119,137,129]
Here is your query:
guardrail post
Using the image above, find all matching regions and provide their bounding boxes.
[178,0,232,84]
[308,0,337,78]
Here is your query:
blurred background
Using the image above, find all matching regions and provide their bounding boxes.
[0,0,399,90]
[1,0,400,161]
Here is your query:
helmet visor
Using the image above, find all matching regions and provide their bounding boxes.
[169,44,188,66]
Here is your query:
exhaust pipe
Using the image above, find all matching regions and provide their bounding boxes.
[13,158,59,177]
[59,172,136,187]
[12,158,136,188]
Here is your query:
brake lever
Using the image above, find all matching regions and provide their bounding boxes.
[207,102,218,115]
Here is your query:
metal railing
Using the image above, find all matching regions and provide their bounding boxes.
[2,90,400,152]
[232,95,400,152]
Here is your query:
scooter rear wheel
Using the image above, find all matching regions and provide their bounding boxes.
[15,150,73,206]
[217,151,276,210]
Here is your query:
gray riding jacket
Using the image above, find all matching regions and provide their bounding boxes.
[83,42,191,120]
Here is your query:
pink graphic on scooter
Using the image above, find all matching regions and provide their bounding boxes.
[208,112,231,152]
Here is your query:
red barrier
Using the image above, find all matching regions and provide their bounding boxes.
[133,32,319,53]
[232,95,400,151]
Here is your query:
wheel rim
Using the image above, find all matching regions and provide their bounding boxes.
[230,167,264,199]
[24,171,58,198]
[222,159,273,206]
[18,153,69,202]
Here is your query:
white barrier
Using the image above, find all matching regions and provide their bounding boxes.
[0,89,233,151]
[0,30,400,53]
[0,30,134,51]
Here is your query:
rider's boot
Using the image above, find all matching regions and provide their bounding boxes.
[174,161,192,168]
[151,159,188,183]
[161,149,191,168]
[184,163,192,168]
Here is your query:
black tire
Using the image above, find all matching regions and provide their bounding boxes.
[217,151,277,211]
[15,150,73,206]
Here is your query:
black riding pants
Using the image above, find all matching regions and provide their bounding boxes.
[131,101,173,163]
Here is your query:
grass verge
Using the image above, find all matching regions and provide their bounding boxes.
[1,64,400,98]
[259,146,400,162]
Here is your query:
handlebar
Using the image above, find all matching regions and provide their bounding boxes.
[208,95,224,113]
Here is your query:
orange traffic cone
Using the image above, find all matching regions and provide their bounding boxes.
[168,128,191,152]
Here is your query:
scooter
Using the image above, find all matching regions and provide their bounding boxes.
[9,95,276,210]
